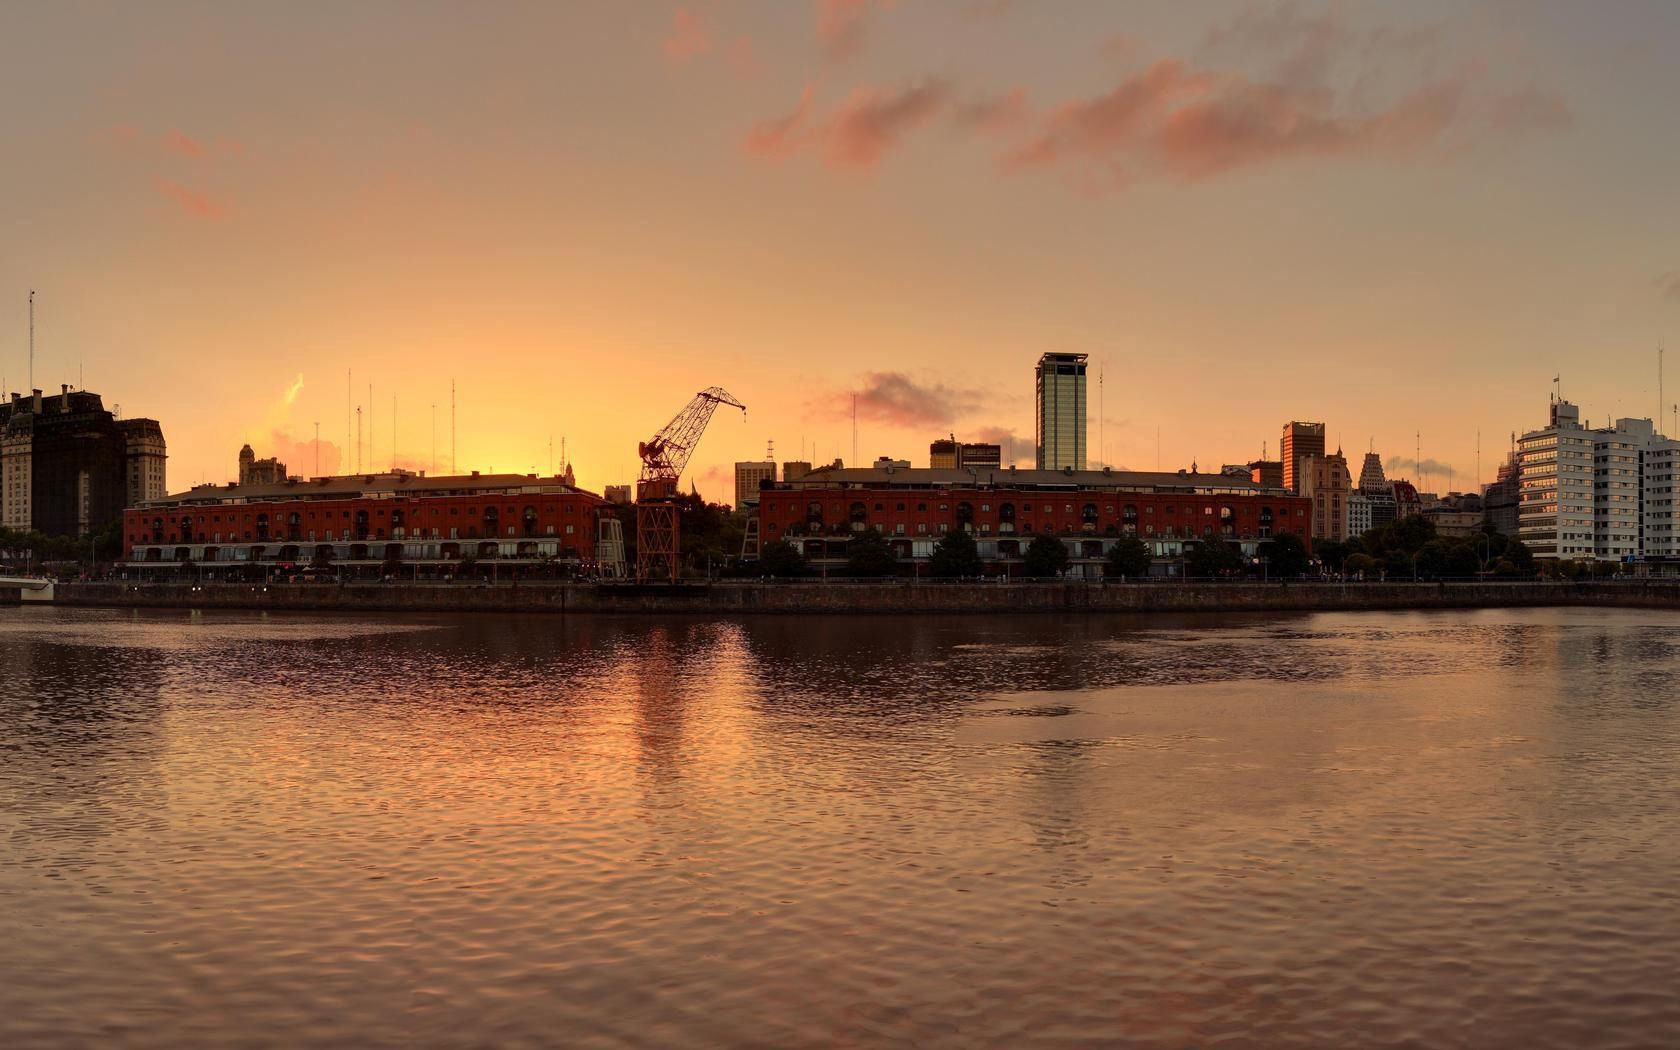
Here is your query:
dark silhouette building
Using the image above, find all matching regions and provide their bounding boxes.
[1,386,167,537]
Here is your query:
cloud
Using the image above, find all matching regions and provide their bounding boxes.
[726,35,764,79]
[164,127,206,159]
[1659,272,1680,302]
[821,371,986,429]
[954,88,1031,133]
[263,429,342,478]
[155,178,225,219]
[1385,455,1455,479]
[662,7,711,62]
[282,373,304,408]
[744,81,951,169]
[971,426,1031,463]
[817,0,871,59]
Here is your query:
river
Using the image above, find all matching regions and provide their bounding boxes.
[3,606,1679,1048]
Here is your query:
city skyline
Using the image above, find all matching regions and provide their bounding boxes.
[3,2,1679,503]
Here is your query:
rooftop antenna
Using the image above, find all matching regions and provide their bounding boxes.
[368,383,374,473]
[450,379,457,475]
[314,421,321,477]
[356,404,363,473]
[431,403,437,476]
[851,393,858,465]
[28,289,34,393]
[392,393,397,471]
[1099,360,1105,468]
[347,369,352,472]
[548,435,553,475]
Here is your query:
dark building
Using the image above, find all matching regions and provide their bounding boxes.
[1,386,167,537]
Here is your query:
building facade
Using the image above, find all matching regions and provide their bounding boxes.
[734,460,776,507]
[1281,422,1326,494]
[1,386,167,537]
[1297,450,1353,539]
[1515,399,1669,563]
[122,469,609,574]
[1483,452,1520,537]
[1035,352,1087,470]
[1347,491,1373,538]
[753,465,1310,577]
[238,444,289,486]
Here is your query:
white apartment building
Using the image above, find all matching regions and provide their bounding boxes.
[1518,398,1680,564]
[1346,490,1373,538]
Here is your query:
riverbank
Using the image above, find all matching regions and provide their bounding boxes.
[15,578,1680,614]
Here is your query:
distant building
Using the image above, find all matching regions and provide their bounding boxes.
[1423,508,1483,538]
[929,439,959,469]
[1483,452,1520,537]
[604,484,632,505]
[734,460,776,507]
[1035,352,1087,470]
[1347,491,1373,538]
[238,444,289,486]
[1248,460,1284,489]
[959,442,1002,471]
[1517,399,1663,563]
[1281,422,1326,494]
[1297,449,1352,539]
[2,386,167,537]
[873,456,911,469]
[781,460,814,483]
[1392,479,1422,521]
[1220,464,1252,478]
[1357,452,1388,494]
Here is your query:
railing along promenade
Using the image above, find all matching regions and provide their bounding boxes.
[17,577,1680,615]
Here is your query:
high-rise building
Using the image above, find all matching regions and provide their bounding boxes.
[1515,399,1658,562]
[1248,460,1284,489]
[1281,422,1326,493]
[959,442,1001,471]
[1357,452,1388,494]
[734,460,776,507]
[1035,352,1087,470]
[929,439,959,469]
[1482,451,1521,537]
[1,386,167,537]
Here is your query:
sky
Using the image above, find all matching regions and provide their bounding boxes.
[2,0,1679,503]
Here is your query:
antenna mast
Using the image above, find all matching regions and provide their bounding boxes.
[28,289,34,392]
[450,379,457,475]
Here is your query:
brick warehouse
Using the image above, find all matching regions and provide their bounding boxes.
[121,469,611,576]
[751,465,1312,576]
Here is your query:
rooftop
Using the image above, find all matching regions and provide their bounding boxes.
[773,464,1292,496]
[137,469,601,508]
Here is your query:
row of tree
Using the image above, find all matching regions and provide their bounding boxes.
[1315,516,1536,579]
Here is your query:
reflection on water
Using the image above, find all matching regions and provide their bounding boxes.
[4,606,1680,1048]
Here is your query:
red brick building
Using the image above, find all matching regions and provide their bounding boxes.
[122,469,612,576]
[751,465,1312,576]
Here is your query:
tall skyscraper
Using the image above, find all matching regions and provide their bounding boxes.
[1035,352,1087,470]
[734,460,776,507]
[1281,421,1326,493]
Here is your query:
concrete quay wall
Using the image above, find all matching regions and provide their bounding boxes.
[28,579,1680,615]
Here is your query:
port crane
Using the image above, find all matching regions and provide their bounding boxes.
[636,387,746,582]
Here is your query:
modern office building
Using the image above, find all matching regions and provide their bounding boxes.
[1035,353,1087,470]
[1,386,167,537]
[1516,399,1662,562]
[1248,460,1284,489]
[1281,422,1326,493]
[734,460,776,507]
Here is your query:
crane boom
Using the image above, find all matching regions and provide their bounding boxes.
[635,386,746,582]
[638,386,746,487]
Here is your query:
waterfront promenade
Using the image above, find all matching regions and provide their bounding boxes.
[17,578,1680,615]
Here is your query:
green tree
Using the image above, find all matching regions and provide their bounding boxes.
[1314,538,1347,571]
[1261,533,1310,577]
[1023,533,1071,577]
[1186,535,1244,577]
[844,527,898,577]
[930,527,984,578]
[1104,536,1152,579]
[759,538,807,577]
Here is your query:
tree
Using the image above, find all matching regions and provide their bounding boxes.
[930,527,983,578]
[1344,552,1378,578]
[759,538,807,577]
[1104,536,1152,579]
[1023,533,1071,577]
[1261,533,1310,577]
[844,527,898,577]
[1315,538,1347,572]
[1186,535,1244,577]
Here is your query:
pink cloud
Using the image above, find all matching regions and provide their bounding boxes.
[265,429,342,477]
[743,82,950,169]
[164,127,206,159]
[662,7,711,62]
[817,0,871,59]
[954,88,1031,133]
[815,372,985,430]
[726,35,764,80]
[155,178,225,219]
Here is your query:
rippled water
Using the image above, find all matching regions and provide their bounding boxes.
[4,606,1680,1048]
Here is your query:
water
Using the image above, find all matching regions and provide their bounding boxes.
[4,606,1680,1049]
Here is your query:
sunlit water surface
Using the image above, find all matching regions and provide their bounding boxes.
[4,606,1680,1048]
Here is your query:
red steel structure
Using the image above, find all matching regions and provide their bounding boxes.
[636,387,745,582]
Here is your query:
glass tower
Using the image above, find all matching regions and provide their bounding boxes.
[1035,352,1087,470]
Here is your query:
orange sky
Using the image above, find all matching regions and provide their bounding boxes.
[2,1,1679,503]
